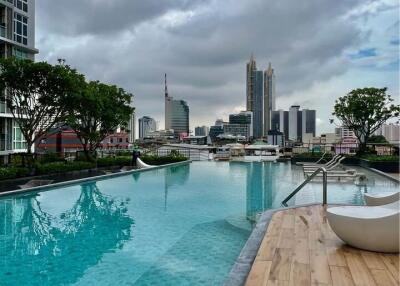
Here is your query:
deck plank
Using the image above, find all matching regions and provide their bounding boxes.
[329,266,355,286]
[289,261,310,286]
[344,250,377,286]
[370,269,398,286]
[310,250,332,285]
[269,248,292,281]
[246,260,272,286]
[245,205,399,286]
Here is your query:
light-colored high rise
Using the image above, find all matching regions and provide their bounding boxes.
[139,116,157,139]
[0,0,38,162]
[288,105,316,142]
[374,123,400,144]
[164,74,189,137]
[264,63,276,135]
[127,111,136,143]
[289,105,300,141]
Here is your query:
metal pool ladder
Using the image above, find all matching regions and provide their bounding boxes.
[282,167,328,207]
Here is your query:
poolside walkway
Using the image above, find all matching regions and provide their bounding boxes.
[245,205,399,286]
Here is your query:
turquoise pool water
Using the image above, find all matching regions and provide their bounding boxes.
[0,161,398,285]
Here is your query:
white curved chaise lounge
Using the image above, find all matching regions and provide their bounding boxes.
[364,192,400,206]
[327,201,399,253]
[136,158,154,169]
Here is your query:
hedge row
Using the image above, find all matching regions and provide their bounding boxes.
[361,155,399,162]
[96,156,132,167]
[0,167,30,180]
[35,161,95,175]
[140,154,187,165]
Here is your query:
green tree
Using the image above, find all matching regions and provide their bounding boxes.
[0,58,84,154]
[367,135,388,144]
[333,87,400,154]
[66,81,133,161]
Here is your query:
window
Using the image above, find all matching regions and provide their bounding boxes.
[14,0,28,12]
[13,12,28,45]
[13,124,26,150]
[13,48,28,59]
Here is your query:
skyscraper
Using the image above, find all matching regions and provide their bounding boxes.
[289,105,300,141]
[288,105,316,142]
[246,55,264,138]
[264,63,276,135]
[246,56,276,138]
[139,116,157,139]
[0,0,38,163]
[164,74,189,136]
[127,111,136,143]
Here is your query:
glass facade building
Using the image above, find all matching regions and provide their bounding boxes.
[139,116,157,139]
[246,56,276,138]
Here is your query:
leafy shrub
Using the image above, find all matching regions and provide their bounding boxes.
[96,156,132,167]
[140,154,187,165]
[361,155,399,162]
[35,161,95,175]
[0,167,18,180]
[0,167,30,180]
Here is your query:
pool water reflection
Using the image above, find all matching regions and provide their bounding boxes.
[0,162,397,285]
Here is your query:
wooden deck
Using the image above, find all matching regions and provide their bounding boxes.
[245,205,399,286]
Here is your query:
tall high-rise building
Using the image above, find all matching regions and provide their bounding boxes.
[164,74,189,136]
[288,105,300,141]
[127,111,136,143]
[246,55,276,138]
[0,0,38,163]
[288,105,316,142]
[246,55,263,138]
[264,63,276,135]
[139,116,157,139]
[246,54,256,112]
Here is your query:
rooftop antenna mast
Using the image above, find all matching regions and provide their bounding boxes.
[165,73,169,98]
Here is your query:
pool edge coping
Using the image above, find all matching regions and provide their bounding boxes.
[0,160,192,197]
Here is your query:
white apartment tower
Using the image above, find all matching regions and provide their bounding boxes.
[0,0,38,162]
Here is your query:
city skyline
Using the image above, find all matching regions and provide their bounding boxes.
[36,0,399,135]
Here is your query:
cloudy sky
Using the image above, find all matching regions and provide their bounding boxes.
[36,0,399,135]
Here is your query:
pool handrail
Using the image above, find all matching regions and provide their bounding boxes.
[282,167,328,207]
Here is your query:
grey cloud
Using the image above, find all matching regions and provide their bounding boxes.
[36,0,208,35]
[35,0,395,130]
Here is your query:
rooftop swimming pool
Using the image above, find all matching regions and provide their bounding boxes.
[0,161,398,285]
